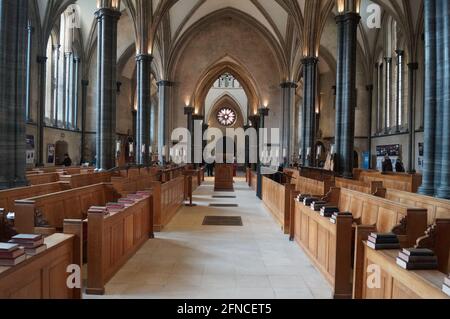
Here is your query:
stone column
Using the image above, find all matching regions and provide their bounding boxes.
[53,45,61,126]
[95,5,121,171]
[157,80,173,164]
[257,107,269,200]
[184,106,195,164]
[73,57,80,130]
[280,81,297,165]
[36,56,47,166]
[80,80,89,164]
[407,63,418,173]
[335,12,361,178]
[384,57,392,133]
[366,85,374,169]
[395,50,404,132]
[437,0,450,199]
[135,54,152,166]
[301,58,318,167]
[64,52,73,128]
[377,63,383,133]
[0,0,29,189]
[25,21,33,123]
[419,0,437,196]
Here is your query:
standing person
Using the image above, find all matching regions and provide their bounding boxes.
[62,154,72,167]
[395,158,405,173]
[382,154,393,173]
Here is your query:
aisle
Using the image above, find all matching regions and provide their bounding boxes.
[87,178,332,299]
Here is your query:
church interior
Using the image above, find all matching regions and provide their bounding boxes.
[0,0,450,301]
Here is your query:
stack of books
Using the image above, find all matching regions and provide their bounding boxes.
[329,212,353,224]
[320,206,340,218]
[310,201,327,212]
[296,194,311,203]
[0,243,26,266]
[443,276,450,296]
[367,233,400,250]
[89,206,109,215]
[9,234,47,256]
[303,197,320,206]
[396,248,438,270]
[118,198,136,207]
[106,203,125,214]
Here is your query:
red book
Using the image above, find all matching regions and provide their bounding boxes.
[0,248,25,259]
[0,254,27,267]
[10,238,44,249]
[9,234,42,243]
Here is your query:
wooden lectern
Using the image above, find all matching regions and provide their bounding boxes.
[214,164,234,191]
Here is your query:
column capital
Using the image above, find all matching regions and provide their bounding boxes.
[81,80,89,86]
[193,114,204,121]
[384,57,392,63]
[258,107,269,117]
[280,81,298,89]
[36,56,47,64]
[395,49,405,56]
[95,7,121,20]
[184,106,195,115]
[336,11,361,24]
[366,84,374,91]
[157,80,174,87]
[408,62,419,70]
[73,56,81,63]
[301,57,319,65]
[136,53,153,62]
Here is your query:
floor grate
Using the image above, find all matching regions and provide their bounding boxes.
[202,216,243,226]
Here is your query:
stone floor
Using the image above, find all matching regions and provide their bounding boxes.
[84,178,332,299]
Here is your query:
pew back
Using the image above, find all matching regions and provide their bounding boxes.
[59,172,111,188]
[354,169,422,193]
[27,173,60,186]
[335,177,383,195]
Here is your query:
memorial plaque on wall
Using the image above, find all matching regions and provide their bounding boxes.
[376,144,401,157]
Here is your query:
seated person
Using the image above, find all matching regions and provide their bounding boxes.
[382,154,393,173]
[395,159,405,173]
[62,153,72,167]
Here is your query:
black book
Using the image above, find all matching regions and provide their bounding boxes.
[396,258,438,270]
[303,197,319,206]
[367,242,401,250]
[368,235,399,244]
[297,194,311,202]
[333,212,353,217]
[311,201,327,211]
[370,233,398,239]
[398,252,438,263]
[402,248,435,257]
[321,206,340,214]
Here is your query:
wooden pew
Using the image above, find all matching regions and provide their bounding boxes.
[59,172,111,188]
[0,221,83,299]
[151,175,185,231]
[292,187,428,299]
[358,219,450,299]
[290,173,335,196]
[86,193,153,295]
[335,177,383,195]
[14,183,119,234]
[27,173,60,186]
[0,182,71,212]
[354,169,422,193]
[382,189,450,225]
[248,170,257,191]
[261,176,294,234]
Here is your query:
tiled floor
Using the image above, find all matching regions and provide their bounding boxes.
[84,178,332,299]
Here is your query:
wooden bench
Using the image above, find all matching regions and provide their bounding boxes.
[289,172,335,196]
[292,187,428,299]
[151,175,185,231]
[59,172,111,188]
[382,189,450,225]
[27,173,60,186]
[261,176,294,234]
[0,221,83,299]
[358,218,450,299]
[111,172,159,198]
[335,177,383,195]
[86,193,153,295]
[354,169,422,193]
[14,183,119,234]
[0,182,71,212]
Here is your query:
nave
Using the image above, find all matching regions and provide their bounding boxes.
[90,178,332,299]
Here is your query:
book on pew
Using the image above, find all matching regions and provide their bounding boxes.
[296,194,311,203]
[0,243,20,253]
[396,257,438,270]
[24,244,47,256]
[369,232,398,240]
[397,252,438,263]
[0,253,27,267]
[367,242,401,250]
[320,206,340,217]
[303,197,320,206]
[88,206,109,215]
[401,248,435,257]
[366,233,400,250]
[311,201,327,212]
[9,234,44,249]
[329,212,352,224]
[368,235,400,245]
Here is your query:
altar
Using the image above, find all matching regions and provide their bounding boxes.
[214,164,234,191]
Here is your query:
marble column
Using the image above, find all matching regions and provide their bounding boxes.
[407,63,418,173]
[80,80,89,164]
[64,52,73,128]
[73,57,80,130]
[395,50,404,132]
[0,0,29,189]
[157,80,173,164]
[53,45,61,126]
[37,56,48,166]
[366,85,374,169]
[135,54,152,166]
[257,108,269,200]
[335,12,361,178]
[25,21,33,123]
[377,63,383,133]
[95,6,121,171]
[280,82,297,165]
[419,0,437,196]
[184,106,195,164]
[437,0,450,199]
[301,58,318,167]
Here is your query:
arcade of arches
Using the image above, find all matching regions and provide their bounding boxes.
[0,0,450,300]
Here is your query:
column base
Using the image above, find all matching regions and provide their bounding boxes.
[418,185,435,197]
[436,186,450,200]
